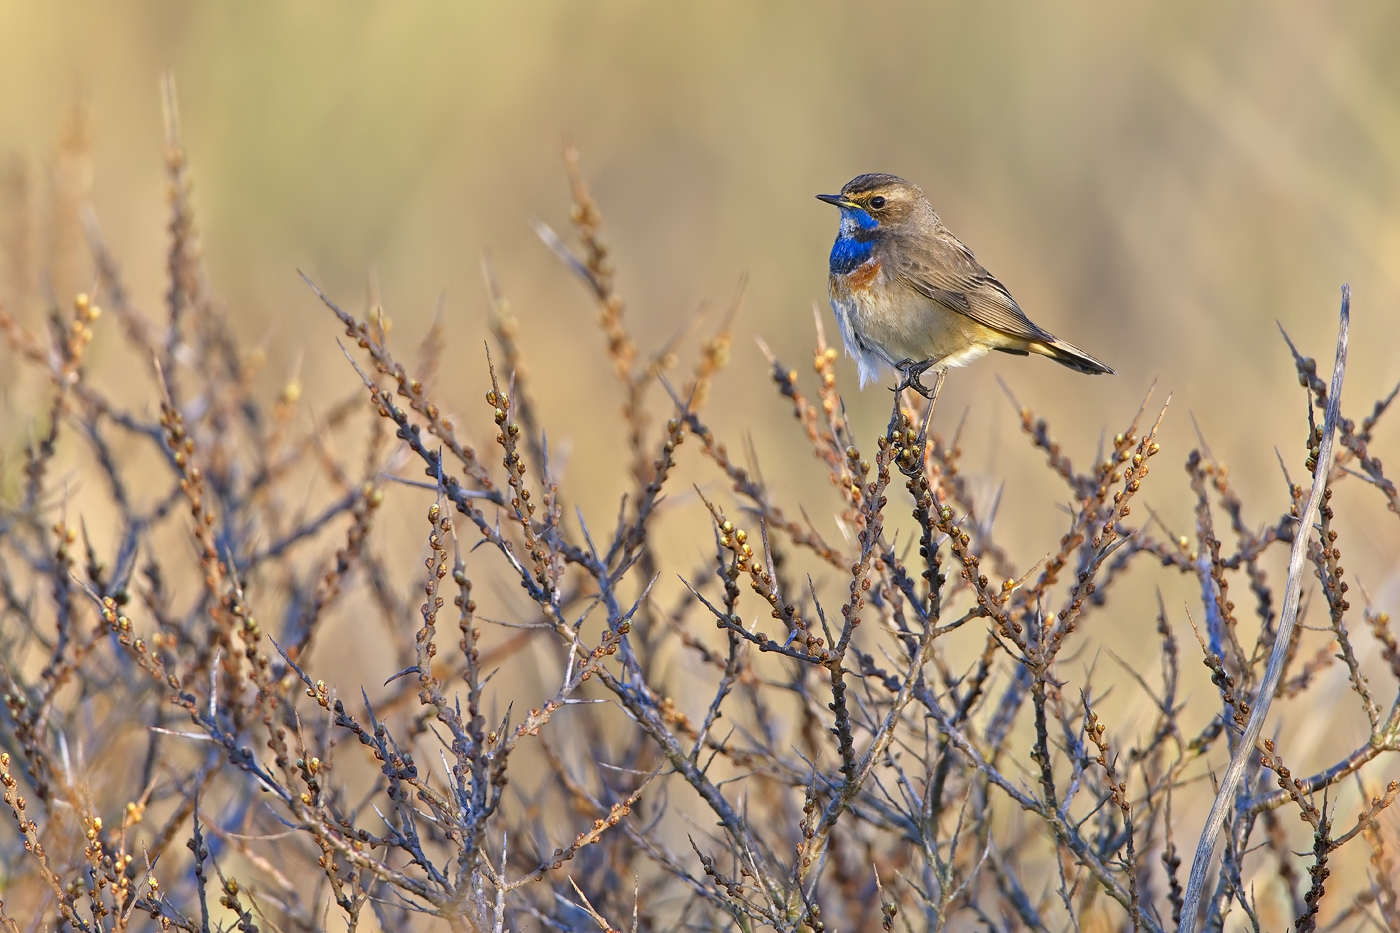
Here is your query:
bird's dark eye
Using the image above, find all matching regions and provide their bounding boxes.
[869,196,886,209]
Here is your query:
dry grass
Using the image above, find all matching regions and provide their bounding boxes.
[1,89,1399,933]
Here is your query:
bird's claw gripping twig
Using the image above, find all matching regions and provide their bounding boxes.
[894,358,940,398]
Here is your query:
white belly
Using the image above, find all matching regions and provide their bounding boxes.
[829,267,997,388]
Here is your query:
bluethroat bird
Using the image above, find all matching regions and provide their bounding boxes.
[818,173,1114,397]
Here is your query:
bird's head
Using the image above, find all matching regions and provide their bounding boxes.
[816,174,930,236]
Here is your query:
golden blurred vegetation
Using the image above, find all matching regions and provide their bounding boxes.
[3,1,1400,585]
[2,3,1400,931]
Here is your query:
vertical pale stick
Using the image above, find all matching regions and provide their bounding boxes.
[1177,286,1350,932]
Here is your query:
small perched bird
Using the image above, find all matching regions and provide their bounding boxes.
[818,173,1113,396]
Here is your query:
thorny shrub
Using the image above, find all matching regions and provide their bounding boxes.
[1,90,1399,933]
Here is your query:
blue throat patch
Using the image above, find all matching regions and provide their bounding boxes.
[829,208,879,275]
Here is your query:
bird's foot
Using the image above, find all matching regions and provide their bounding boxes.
[894,358,939,398]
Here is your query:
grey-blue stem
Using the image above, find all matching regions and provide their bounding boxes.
[1177,285,1350,933]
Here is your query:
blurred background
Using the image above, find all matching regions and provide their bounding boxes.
[6,0,1399,603]
[3,1,1398,517]
[2,3,1400,923]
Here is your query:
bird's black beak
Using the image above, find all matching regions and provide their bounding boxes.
[816,193,856,208]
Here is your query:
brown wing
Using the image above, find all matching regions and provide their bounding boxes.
[893,231,1055,344]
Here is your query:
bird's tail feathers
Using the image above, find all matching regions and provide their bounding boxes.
[1029,339,1116,376]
